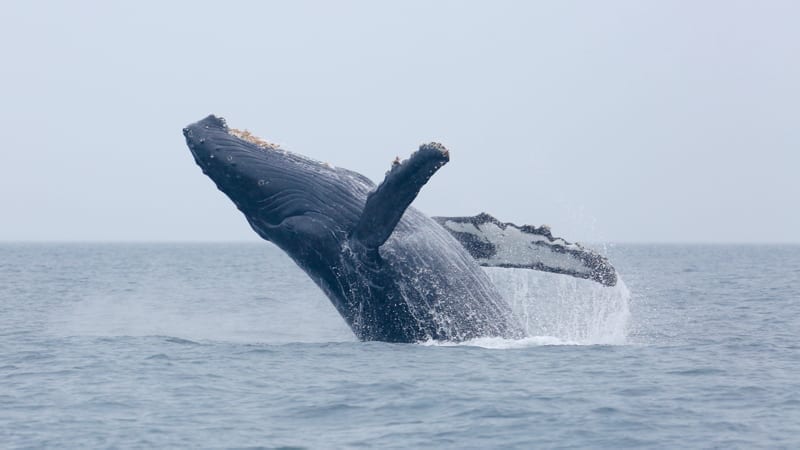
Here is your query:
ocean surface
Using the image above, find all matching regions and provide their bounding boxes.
[1,243,798,448]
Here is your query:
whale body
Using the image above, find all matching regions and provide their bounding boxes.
[183,115,616,342]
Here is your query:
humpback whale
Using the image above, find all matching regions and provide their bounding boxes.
[183,115,617,343]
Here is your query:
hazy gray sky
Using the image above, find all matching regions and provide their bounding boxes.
[1,1,797,243]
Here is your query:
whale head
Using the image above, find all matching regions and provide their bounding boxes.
[183,115,356,243]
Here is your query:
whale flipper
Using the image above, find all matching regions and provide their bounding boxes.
[351,143,450,250]
[433,213,618,286]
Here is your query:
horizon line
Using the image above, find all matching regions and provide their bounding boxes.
[1,240,798,246]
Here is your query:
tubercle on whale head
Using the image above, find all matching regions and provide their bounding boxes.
[182,114,228,137]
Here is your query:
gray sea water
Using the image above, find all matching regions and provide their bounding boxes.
[1,243,798,448]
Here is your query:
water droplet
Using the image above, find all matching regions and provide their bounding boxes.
[258,179,269,186]
[226,155,233,162]
[199,138,205,144]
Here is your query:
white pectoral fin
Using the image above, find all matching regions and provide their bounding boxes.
[432,213,618,286]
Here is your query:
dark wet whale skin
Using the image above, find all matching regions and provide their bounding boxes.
[184,115,522,342]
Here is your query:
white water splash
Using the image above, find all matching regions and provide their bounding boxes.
[421,335,580,348]
[485,267,631,346]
